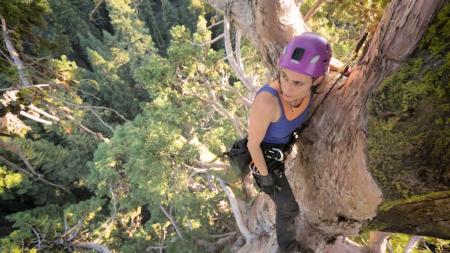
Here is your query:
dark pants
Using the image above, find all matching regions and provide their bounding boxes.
[254,165,300,253]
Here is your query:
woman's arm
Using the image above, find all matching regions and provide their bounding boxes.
[247,92,278,176]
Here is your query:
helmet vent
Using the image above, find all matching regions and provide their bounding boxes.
[291,48,304,63]
[310,55,320,64]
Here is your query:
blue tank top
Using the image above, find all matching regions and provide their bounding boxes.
[256,84,312,144]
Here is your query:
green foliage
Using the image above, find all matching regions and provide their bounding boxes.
[1,198,106,253]
[136,0,203,53]
[368,4,450,199]
[2,0,448,251]
[420,3,450,55]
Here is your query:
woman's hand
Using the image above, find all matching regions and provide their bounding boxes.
[259,174,275,194]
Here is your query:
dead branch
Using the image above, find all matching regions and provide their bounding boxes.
[304,0,327,22]
[146,245,166,252]
[368,231,390,253]
[209,231,237,238]
[18,110,51,125]
[235,29,244,70]
[196,232,237,253]
[223,17,257,94]
[159,204,184,240]
[216,176,254,243]
[404,236,422,253]
[72,242,111,253]
[28,104,60,122]
[89,0,105,21]
[0,16,31,87]
[61,100,129,123]
[94,184,117,243]
[0,84,49,92]
[207,19,224,29]
[31,227,42,249]
[0,155,70,194]
[88,108,114,133]
[189,89,246,137]
[191,161,228,169]
[219,75,252,107]
[198,33,224,47]
[58,110,108,142]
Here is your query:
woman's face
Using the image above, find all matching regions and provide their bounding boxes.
[279,68,313,103]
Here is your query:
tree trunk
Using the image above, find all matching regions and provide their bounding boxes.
[207,0,448,252]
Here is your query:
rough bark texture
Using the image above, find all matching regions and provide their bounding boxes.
[207,0,308,74]
[367,192,450,239]
[207,0,448,252]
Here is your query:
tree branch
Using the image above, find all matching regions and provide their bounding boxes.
[61,100,129,123]
[0,84,49,92]
[159,204,184,240]
[19,110,52,125]
[216,176,254,243]
[219,74,252,108]
[303,0,327,22]
[0,155,70,194]
[404,236,422,253]
[207,19,224,29]
[28,104,60,122]
[235,29,244,70]
[87,108,114,133]
[196,33,224,47]
[31,227,42,249]
[223,18,257,94]
[73,242,111,253]
[89,0,105,21]
[0,16,31,87]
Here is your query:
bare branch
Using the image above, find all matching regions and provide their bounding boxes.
[207,19,224,29]
[0,155,70,194]
[159,204,184,240]
[28,104,60,122]
[209,231,237,238]
[0,47,13,63]
[146,245,166,252]
[235,29,244,70]
[368,231,390,253]
[404,236,422,253]
[89,0,105,21]
[94,183,117,243]
[196,33,224,47]
[219,75,252,107]
[73,242,111,253]
[61,100,129,123]
[304,0,327,22]
[0,84,49,92]
[19,111,52,125]
[57,219,83,242]
[191,161,228,169]
[57,110,108,142]
[216,176,254,243]
[88,108,114,133]
[188,88,246,137]
[0,16,31,87]
[31,227,42,249]
[223,18,257,94]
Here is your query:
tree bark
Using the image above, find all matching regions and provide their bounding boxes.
[207,0,308,74]
[207,0,447,252]
[367,191,450,239]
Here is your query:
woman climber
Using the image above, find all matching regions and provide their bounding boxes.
[247,32,332,253]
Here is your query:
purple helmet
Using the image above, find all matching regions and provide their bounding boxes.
[278,32,331,78]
